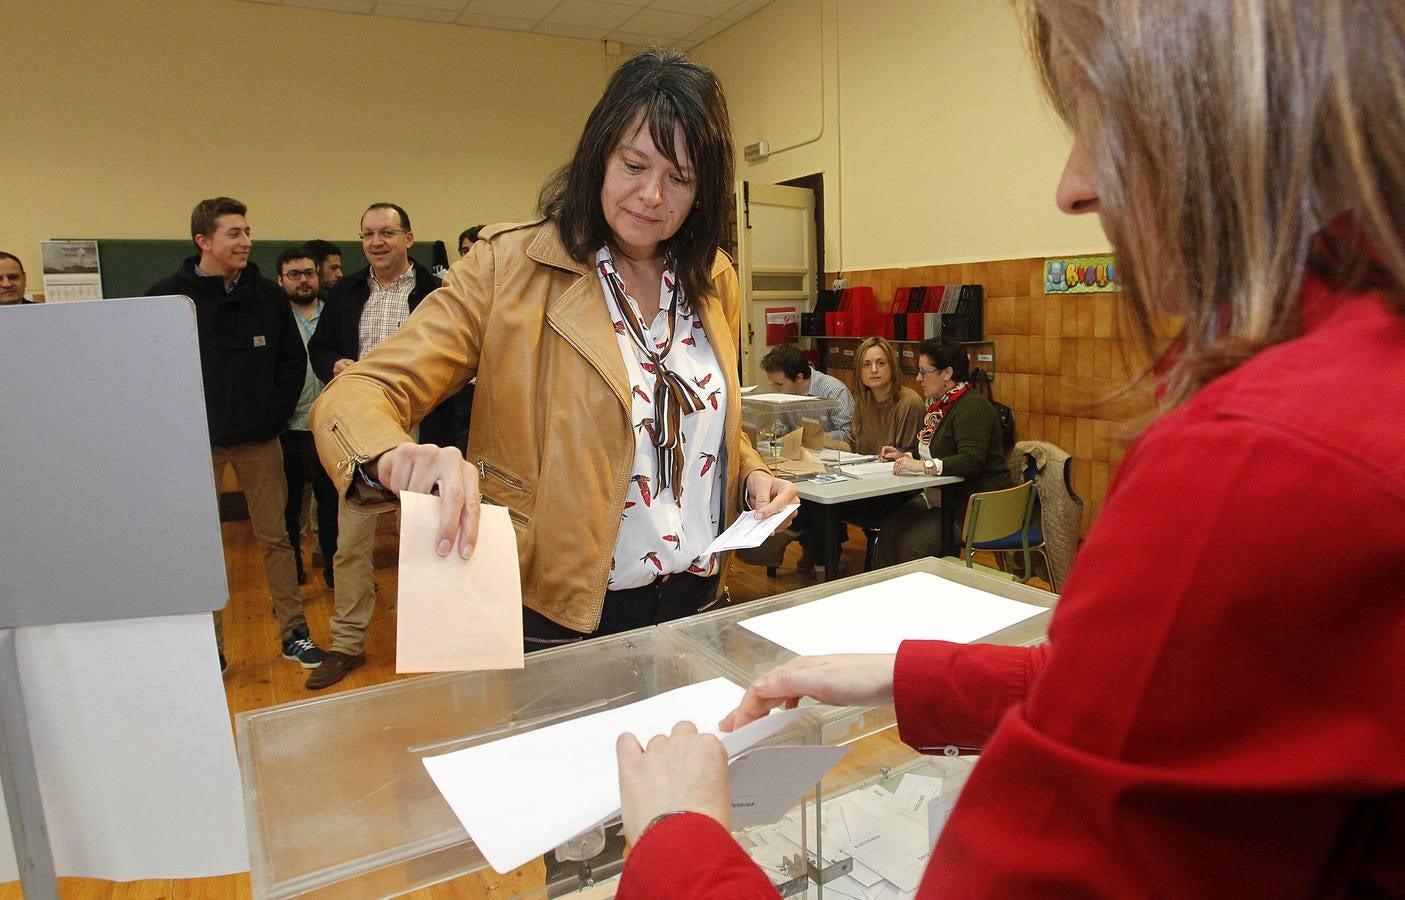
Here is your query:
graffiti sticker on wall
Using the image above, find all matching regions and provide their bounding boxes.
[1044,255,1120,293]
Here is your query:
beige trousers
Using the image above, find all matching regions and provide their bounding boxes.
[212,439,306,649]
[328,497,392,655]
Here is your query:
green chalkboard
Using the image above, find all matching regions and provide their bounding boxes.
[91,238,439,299]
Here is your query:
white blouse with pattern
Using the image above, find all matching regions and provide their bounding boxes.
[596,247,728,590]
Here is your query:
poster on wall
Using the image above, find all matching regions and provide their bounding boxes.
[41,240,104,301]
[1044,254,1119,294]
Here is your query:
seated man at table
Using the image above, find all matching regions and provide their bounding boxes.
[753,345,856,572]
[760,344,853,447]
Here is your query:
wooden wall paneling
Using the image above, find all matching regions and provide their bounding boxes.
[826,255,1155,537]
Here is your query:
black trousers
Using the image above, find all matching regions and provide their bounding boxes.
[522,573,724,652]
[279,429,339,570]
[797,492,915,561]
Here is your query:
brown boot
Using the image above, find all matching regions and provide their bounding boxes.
[305,651,365,690]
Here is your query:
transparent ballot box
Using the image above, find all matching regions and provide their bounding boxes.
[650,557,1057,898]
[237,627,821,898]
[741,393,841,423]
[663,557,1056,746]
[741,394,841,459]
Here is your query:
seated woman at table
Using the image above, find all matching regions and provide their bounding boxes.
[311,49,796,649]
[791,336,926,570]
[872,338,1013,567]
[613,0,1405,894]
[844,336,926,456]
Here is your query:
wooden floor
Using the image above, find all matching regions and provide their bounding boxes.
[4,509,1043,899]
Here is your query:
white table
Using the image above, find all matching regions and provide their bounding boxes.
[792,472,964,580]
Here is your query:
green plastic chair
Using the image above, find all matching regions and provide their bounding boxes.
[943,480,1051,584]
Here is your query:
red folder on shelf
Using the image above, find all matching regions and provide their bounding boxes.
[764,307,798,345]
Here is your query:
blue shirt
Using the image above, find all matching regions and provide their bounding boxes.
[288,300,323,430]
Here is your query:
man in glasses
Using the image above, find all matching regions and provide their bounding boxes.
[145,198,317,676]
[306,202,458,689]
[275,247,339,595]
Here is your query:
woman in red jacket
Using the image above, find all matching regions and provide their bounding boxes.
[614,1,1405,895]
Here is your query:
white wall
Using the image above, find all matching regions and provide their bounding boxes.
[4,0,612,272]
[696,0,1110,271]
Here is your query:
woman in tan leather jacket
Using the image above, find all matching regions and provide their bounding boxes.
[311,49,796,650]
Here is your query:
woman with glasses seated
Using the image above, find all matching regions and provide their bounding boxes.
[872,338,1013,567]
[311,50,796,649]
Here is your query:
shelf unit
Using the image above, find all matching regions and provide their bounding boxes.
[800,335,996,380]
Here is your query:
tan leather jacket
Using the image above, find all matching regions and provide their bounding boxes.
[310,219,766,633]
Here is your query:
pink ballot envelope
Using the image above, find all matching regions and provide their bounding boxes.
[395,493,525,673]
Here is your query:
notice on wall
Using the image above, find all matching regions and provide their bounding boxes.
[40,240,103,301]
[1043,254,1119,294]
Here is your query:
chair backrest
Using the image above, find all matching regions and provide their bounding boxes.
[962,480,1037,558]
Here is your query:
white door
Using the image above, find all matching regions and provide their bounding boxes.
[734,181,817,388]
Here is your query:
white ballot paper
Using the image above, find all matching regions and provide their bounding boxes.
[842,786,932,892]
[0,614,248,882]
[704,502,800,555]
[739,571,1047,655]
[816,449,877,465]
[744,392,814,403]
[421,677,834,874]
[727,745,850,828]
[839,461,904,478]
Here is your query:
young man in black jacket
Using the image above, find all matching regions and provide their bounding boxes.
[146,197,325,674]
[304,201,461,689]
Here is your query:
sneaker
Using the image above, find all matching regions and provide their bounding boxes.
[282,626,327,668]
[305,651,366,690]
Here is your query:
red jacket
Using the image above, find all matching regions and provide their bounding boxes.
[618,273,1405,897]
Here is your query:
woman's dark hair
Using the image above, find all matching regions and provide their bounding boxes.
[539,48,734,307]
[918,339,969,381]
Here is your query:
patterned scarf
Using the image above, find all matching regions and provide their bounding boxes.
[599,252,704,502]
[917,381,969,446]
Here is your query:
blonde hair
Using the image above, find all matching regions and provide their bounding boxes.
[852,335,903,409]
[1025,0,1405,411]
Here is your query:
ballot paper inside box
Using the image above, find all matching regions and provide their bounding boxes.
[734,752,979,900]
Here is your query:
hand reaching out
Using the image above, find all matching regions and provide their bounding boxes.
[718,654,898,732]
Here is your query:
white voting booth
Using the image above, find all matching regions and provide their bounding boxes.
[0,298,248,897]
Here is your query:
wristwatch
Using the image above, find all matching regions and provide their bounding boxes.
[923,458,937,475]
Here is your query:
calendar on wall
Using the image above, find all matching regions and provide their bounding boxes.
[41,240,103,301]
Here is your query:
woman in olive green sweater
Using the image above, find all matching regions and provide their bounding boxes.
[875,339,1012,567]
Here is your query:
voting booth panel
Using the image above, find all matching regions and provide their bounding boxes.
[0,298,243,896]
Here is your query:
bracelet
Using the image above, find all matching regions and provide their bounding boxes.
[642,810,686,837]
